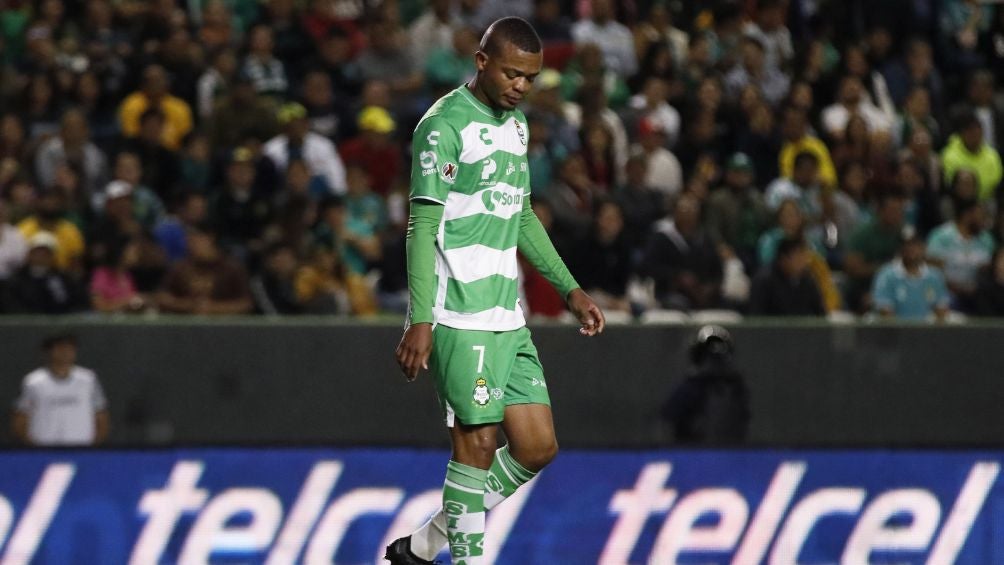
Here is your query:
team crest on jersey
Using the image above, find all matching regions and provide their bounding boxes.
[515,122,527,146]
[473,377,490,406]
[440,161,458,184]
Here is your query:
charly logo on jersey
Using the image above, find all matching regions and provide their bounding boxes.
[473,378,490,406]
[480,184,523,214]
[440,161,458,184]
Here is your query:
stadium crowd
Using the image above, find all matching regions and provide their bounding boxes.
[2,0,1004,321]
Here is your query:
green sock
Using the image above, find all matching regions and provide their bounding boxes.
[443,460,488,564]
[410,446,538,561]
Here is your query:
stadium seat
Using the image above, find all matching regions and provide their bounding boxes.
[691,310,744,324]
[640,309,691,324]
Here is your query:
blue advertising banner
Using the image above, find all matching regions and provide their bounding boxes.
[0,448,1001,564]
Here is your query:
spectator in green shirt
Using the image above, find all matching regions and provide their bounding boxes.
[844,192,907,312]
[942,112,1003,201]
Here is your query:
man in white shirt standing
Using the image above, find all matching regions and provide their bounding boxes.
[571,0,637,78]
[12,333,110,446]
[264,103,347,194]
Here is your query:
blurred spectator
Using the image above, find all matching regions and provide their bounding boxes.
[894,86,941,149]
[179,132,212,193]
[12,333,109,446]
[100,151,166,230]
[211,147,272,259]
[546,152,597,242]
[209,73,279,149]
[294,243,376,315]
[757,199,841,313]
[306,26,364,105]
[872,232,949,321]
[938,0,992,71]
[950,70,1002,150]
[626,76,680,149]
[822,75,893,140]
[254,0,312,76]
[88,180,143,268]
[338,106,402,197]
[640,192,722,311]
[408,0,459,71]
[779,106,837,188]
[561,43,630,109]
[743,0,793,72]
[941,112,1003,201]
[974,247,1004,316]
[0,197,28,283]
[706,153,770,268]
[565,86,629,181]
[17,189,84,274]
[882,38,945,116]
[3,231,87,314]
[343,163,388,236]
[765,151,823,219]
[89,239,148,314]
[118,64,193,151]
[300,70,343,140]
[568,199,632,313]
[242,25,288,99]
[633,3,688,68]
[926,197,995,311]
[120,108,182,202]
[580,119,617,190]
[196,47,237,120]
[725,35,790,107]
[615,149,663,249]
[251,241,301,315]
[844,192,908,312]
[571,0,637,79]
[155,192,208,263]
[424,26,479,96]
[735,101,781,184]
[313,194,380,276]
[531,0,573,45]
[661,325,750,445]
[35,108,107,197]
[264,102,347,194]
[635,117,682,196]
[156,224,253,315]
[19,74,60,140]
[357,18,422,100]
[749,237,825,316]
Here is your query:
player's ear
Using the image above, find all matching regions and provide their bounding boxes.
[474,50,488,72]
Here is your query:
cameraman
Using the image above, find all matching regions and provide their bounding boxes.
[661,325,750,444]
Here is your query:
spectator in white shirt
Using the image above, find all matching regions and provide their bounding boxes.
[822,75,893,140]
[408,0,459,70]
[264,103,347,194]
[636,117,683,196]
[0,197,28,281]
[12,333,110,446]
[571,0,637,78]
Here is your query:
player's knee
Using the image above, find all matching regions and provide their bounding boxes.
[521,438,558,471]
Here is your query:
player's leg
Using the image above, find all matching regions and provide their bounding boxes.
[400,329,551,562]
[392,326,505,564]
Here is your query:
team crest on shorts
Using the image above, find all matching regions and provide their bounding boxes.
[473,377,490,406]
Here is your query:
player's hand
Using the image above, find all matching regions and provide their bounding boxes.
[567,288,605,337]
[396,323,433,381]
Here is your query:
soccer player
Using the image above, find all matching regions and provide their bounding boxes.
[388,17,605,565]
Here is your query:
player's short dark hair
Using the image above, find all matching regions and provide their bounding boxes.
[480,17,541,56]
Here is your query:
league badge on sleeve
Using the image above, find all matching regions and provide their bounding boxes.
[473,378,490,406]
[440,162,458,184]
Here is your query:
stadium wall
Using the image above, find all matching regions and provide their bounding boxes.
[0,319,1002,447]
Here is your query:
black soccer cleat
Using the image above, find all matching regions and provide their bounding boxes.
[384,536,441,565]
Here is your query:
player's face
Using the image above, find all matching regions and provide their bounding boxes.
[476,42,542,110]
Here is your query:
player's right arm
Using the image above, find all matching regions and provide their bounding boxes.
[395,116,459,381]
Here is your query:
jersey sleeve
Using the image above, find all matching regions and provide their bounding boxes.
[410,116,461,204]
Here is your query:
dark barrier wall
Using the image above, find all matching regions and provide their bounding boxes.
[1,319,1002,447]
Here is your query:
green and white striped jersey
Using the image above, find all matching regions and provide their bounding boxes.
[410,86,532,331]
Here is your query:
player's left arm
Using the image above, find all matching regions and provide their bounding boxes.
[517,197,605,336]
